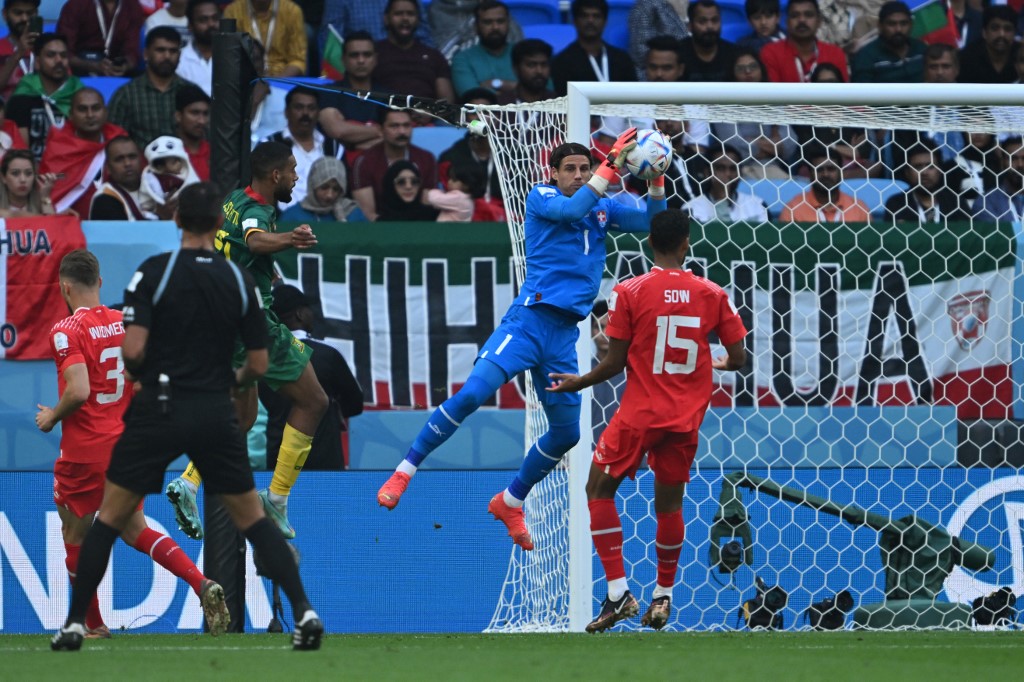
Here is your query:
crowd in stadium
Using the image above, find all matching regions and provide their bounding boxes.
[0,0,1021,225]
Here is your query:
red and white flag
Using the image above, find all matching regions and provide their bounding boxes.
[0,216,87,360]
[40,122,128,215]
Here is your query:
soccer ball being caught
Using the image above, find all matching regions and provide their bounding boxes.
[623,129,673,180]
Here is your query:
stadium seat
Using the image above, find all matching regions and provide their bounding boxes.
[606,0,633,49]
[842,178,910,216]
[719,2,750,43]
[739,177,810,215]
[81,76,131,103]
[522,23,578,54]
[604,21,629,52]
[412,125,467,159]
[39,0,64,21]
[721,18,750,43]
[506,0,561,27]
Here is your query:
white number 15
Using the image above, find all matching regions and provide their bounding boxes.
[653,315,700,375]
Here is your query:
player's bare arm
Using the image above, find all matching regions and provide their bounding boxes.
[711,340,747,372]
[35,363,90,432]
[245,225,318,255]
[235,348,269,388]
[548,337,630,393]
[121,326,150,375]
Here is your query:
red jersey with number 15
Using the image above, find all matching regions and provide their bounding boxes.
[605,268,747,432]
[48,306,134,463]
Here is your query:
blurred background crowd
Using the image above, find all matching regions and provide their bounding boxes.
[0,0,1021,227]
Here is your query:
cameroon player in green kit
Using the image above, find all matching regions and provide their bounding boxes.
[165,142,328,539]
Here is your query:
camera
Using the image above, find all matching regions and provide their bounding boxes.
[971,587,1017,628]
[740,576,788,630]
[719,540,743,573]
[806,590,854,630]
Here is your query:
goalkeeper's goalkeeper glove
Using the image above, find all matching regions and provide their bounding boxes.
[647,174,666,200]
[588,127,637,195]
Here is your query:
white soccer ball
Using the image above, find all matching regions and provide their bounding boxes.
[624,129,673,181]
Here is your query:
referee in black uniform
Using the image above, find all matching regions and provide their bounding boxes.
[52,183,323,652]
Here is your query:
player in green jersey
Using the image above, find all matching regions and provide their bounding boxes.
[166,141,328,539]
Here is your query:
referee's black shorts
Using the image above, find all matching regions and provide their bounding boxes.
[107,389,255,496]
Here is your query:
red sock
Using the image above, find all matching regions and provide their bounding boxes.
[588,498,625,582]
[65,543,105,630]
[655,510,685,589]
[131,528,206,594]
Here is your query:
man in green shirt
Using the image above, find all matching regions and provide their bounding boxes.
[851,1,927,83]
[449,0,518,99]
[166,141,328,540]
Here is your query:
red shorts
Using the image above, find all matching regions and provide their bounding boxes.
[53,459,143,518]
[594,414,698,485]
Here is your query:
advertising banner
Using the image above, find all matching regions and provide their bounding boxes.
[2,468,1021,633]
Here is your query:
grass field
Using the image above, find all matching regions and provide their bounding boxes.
[2,631,1021,681]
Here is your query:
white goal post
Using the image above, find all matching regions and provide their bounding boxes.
[477,82,1024,633]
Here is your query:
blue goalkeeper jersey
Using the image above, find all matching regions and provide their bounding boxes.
[515,183,665,319]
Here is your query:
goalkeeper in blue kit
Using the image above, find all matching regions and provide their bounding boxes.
[378,128,667,550]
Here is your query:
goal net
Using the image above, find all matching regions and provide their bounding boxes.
[475,83,1024,632]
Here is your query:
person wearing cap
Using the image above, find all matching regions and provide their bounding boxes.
[139,134,201,215]
[260,284,363,471]
[851,1,927,83]
[281,156,366,223]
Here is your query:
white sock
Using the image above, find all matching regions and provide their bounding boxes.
[397,460,417,477]
[652,585,673,601]
[608,578,629,602]
[268,490,288,508]
[503,489,524,508]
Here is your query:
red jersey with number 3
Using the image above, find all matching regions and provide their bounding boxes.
[605,268,747,432]
[48,306,134,463]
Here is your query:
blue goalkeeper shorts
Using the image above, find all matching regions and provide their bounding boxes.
[478,303,582,408]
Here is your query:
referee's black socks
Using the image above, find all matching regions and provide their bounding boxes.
[244,517,312,618]
[66,519,121,626]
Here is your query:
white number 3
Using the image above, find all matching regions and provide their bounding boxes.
[97,347,125,404]
[653,315,700,374]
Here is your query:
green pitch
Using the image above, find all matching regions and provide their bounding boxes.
[2,631,1020,681]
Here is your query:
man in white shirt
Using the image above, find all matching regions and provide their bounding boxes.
[261,86,344,210]
[175,0,220,95]
[145,0,190,42]
[685,145,768,224]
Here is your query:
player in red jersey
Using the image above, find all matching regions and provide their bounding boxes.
[547,209,748,633]
[36,249,230,637]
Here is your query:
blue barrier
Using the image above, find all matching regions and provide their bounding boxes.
[2,468,1021,633]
